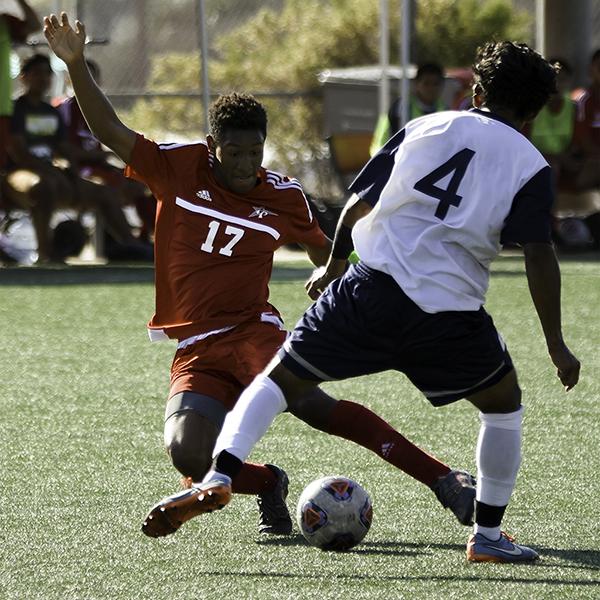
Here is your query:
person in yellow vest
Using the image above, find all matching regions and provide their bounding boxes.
[528,58,580,190]
[0,0,40,171]
[370,62,446,155]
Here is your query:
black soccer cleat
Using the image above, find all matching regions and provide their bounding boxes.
[256,464,293,535]
[431,469,476,526]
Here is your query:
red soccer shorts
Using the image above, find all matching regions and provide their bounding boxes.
[169,320,287,411]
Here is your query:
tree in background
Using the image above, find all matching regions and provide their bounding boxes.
[123,0,531,198]
[415,0,531,65]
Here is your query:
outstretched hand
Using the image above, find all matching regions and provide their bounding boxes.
[43,12,86,65]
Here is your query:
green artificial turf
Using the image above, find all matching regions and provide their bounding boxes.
[0,253,598,599]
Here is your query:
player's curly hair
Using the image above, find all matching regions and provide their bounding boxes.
[209,93,268,142]
[472,41,558,121]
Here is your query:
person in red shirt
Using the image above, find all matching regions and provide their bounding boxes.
[574,48,600,191]
[570,49,600,247]
[45,13,477,538]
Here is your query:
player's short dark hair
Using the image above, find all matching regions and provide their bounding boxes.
[21,53,52,74]
[208,93,268,142]
[472,41,557,120]
[590,48,600,64]
[416,62,444,81]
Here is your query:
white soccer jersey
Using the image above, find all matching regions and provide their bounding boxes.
[350,109,553,313]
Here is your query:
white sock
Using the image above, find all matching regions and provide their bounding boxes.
[198,470,231,486]
[476,406,523,507]
[474,407,523,539]
[212,375,288,463]
[474,526,502,540]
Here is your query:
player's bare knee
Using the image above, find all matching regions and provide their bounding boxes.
[163,411,219,480]
[468,370,522,413]
[268,361,320,412]
[288,387,337,432]
[167,441,212,480]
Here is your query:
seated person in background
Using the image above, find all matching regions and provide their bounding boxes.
[370,62,447,155]
[524,58,598,249]
[526,58,581,192]
[58,60,156,243]
[2,53,144,262]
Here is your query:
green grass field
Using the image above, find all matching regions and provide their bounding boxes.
[1,254,599,599]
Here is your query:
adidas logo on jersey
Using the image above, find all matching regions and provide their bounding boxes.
[196,190,213,202]
[249,206,278,219]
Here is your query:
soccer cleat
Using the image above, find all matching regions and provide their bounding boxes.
[142,478,232,538]
[431,469,476,526]
[466,531,540,563]
[256,464,293,535]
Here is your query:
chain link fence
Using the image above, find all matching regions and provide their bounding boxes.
[6,0,600,198]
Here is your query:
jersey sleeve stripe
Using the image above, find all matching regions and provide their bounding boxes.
[175,197,281,239]
[264,171,313,221]
[265,175,303,192]
[158,140,207,150]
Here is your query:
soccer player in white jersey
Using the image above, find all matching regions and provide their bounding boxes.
[138,41,580,562]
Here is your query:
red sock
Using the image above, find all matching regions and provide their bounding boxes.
[326,400,450,486]
[231,462,277,494]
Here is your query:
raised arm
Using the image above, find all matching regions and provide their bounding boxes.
[523,242,580,390]
[305,194,372,299]
[43,13,136,164]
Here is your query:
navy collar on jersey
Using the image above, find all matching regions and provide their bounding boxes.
[469,107,521,131]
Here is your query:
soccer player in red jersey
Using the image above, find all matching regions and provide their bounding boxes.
[44,12,478,538]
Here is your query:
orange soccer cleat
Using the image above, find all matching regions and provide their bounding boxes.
[142,478,232,538]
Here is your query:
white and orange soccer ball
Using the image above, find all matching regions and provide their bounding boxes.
[296,476,373,551]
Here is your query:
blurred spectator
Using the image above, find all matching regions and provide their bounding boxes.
[527,58,580,192]
[370,62,446,155]
[526,58,600,250]
[2,53,146,262]
[567,49,600,249]
[574,49,600,192]
[0,0,40,171]
[57,60,156,243]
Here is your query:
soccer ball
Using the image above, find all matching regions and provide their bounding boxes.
[296,476,373,551]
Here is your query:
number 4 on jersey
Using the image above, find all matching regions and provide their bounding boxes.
[414,148,475,220]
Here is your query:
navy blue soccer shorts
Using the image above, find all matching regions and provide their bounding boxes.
[278,262,514,406]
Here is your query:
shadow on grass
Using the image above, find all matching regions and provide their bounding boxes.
[0,264,312,286]
[257,535,600,571]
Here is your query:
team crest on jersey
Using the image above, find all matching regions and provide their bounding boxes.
[196,189,213,202]
[249,206,278,219]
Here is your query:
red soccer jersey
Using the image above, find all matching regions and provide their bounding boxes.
[125,134,328,340]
